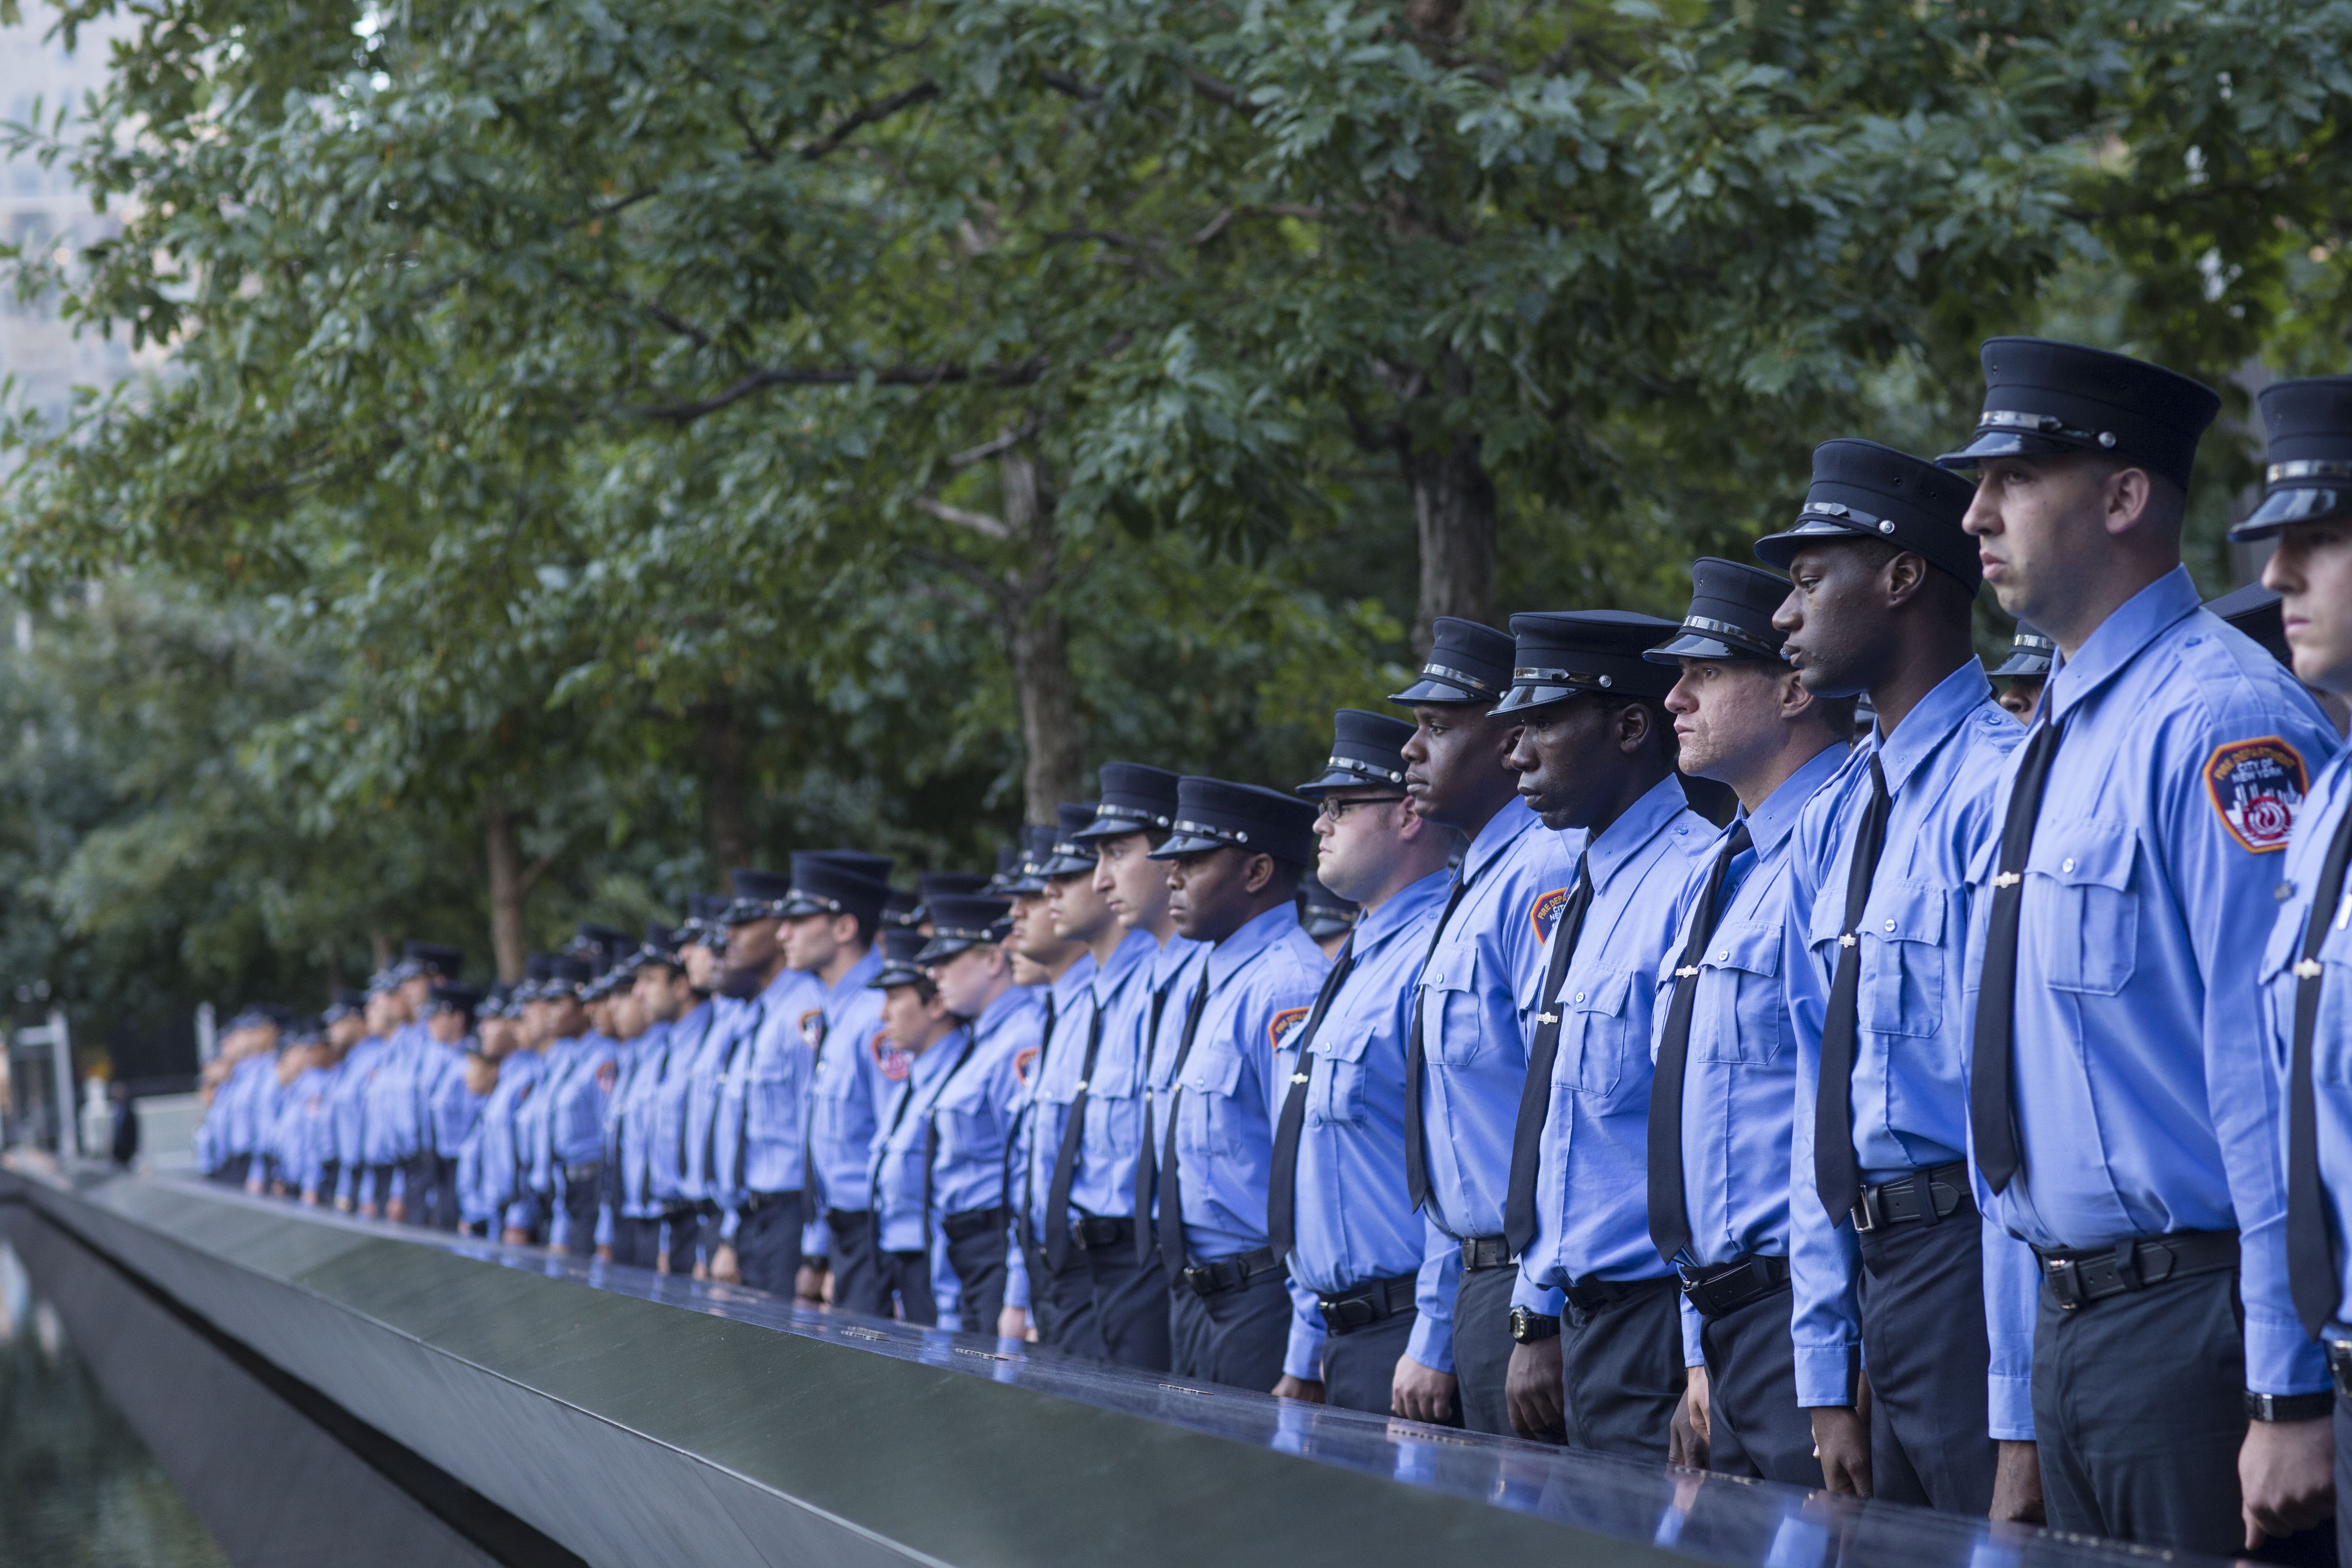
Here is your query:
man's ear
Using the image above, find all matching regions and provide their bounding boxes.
[1242,851,1276,896]
[2103,465,2157,539]
[1778,667,1816,721]
[1885,549,1929,609]
[1615,700,1652,755]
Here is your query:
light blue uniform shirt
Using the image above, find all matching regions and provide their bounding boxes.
[421,1042,472,1158]
[1025,931,1156,1235]
[1656,740,1846,1365]
[329,1034,386,1205]
[1003,957,1100,1306]
[648,1000,719,1210]
[1282,868,1456,1382]
[1159,902,1329,1263]
[711,966,828,1240]
[360,1021,428,1173]
[871,1025,981,1253]
[517,1034,578,1201]
[1784,660,2039,1436]
[279,1062,341,1196]
[1410,797,1583,1328]
[1512,777,1713,1315]
[2259,751,2352,1336]
[681,996,754,1213]
[608,1022,673,1220]
[487,1048,549,1233]
[805,948,890,1229]
[1973,567,2337,1396]
[933,985,1037,1223]
[1078,932,1205,1220]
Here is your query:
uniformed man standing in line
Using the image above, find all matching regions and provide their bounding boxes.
[916,892,1039,1331]
[352,971,416,1217]
[1142,776,1329,1391]
[331,973,396,1212]
[999,822,1095,1344]
[606,926,692,1269]
[1394,618,1582,1434]
[311,990,364,1205]
[418,981,484,1231]
[707,870,828,1293]
[1758,440,2035,1514]
[534,936,622,1255]
[1944,340,2338,1554]
[652,897,726,1275]
[867,924,977,1323]
[1297,872,1358,962]
[1054,764,1197,1370]
[2240,375,2352,1557]
[455,987,518,1236]
[1645,560,1852,1484]
[1028,800,1160,1355]
[1990,626,2055,722]
[1269,710,1460,1414]
[785,853,895,1314]
[1492,615,1714,1453]
[369,942,462,1223]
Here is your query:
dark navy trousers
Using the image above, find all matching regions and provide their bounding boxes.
[735,1198,804,1295]
[1854,1205,1997,1511]
[1454,1261,1518,1436]
[1170,1269,1289,1394]
[1698,1280,1822,1487]
[1560,1276,1682,1460]
[1084,1238,1172,1371]
[1322,1310,1415,1416]
[944,1223,1009,1336]
[826,1209,889,1317]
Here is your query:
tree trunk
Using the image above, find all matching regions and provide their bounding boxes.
[1403,426,1496,656]
[482,789,526,982]
[368,930,395,972]
[697,696,754,876]
[1000,447,1085,822]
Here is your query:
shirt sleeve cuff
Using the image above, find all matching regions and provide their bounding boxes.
[1793,1341,1858,1408]
[1284,1316,1326,1383]
[2248,1310,2333,1396]
[1989,1372,2034,1441]
[1681,1298,1705,1368]
[1405,1317,1455,1376]
[1510,1273,1564,1316]
[719,1207,742,1242]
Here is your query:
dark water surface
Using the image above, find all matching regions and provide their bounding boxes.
[0,1241,230,1568]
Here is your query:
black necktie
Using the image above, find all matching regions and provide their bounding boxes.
[1127,973,1185,1265]
[2287,802,2352,1335]
[1015,991,1060,1258]
[1646,822,1752,1265]
[920,1034,981,1249]
[1814,754,1892,1222]
[1041,1004,1107,1271]
[1404,875,1476,1212]
[1147,970,1214,1273]
[1504,856,1596,1258]
[1969,717,2065,1194]
[1265,937,1358,1262]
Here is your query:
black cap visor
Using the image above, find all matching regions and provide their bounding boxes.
[1148,828,1239,860]
[2230,484,2352,543]
[1070,804,1168,843]
[1294,754,1409,799]
[1935,427,2090,470]
[1643,625,1784,665]
[1386,667,1499,705]
[1989,651,2054,679]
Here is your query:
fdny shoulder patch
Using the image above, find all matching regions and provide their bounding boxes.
[595,1059,618,1093]
[798,1008,828,1050]
[1267,1005,1312,1052]
[1013,1045,1040,1087]
[1530,886,1573,941]
[871,1029,912,1083]
[2205,736,2308,853]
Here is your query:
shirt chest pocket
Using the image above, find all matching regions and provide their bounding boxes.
[2264,907,2352,1087]
[2027,822,2138,995]
[1181,1041,1250,1156]
[1558,968,1634,1095]
[1420,942,1485,1065]
[1309,1024,1372,1128]
[1700,924,1783,1064]
[1861,880,1947,1038]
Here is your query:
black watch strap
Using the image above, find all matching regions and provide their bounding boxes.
[2246,1390,2336,1422]
[1509,1307,1561,1344]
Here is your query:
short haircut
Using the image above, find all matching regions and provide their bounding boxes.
[1828,536,1976,632]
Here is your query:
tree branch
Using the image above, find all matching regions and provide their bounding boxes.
[798,83,941,161]
[949,418,1042,467]
[516,850,559,895]
[1041,69,1102,102]
[630,358,1048,423]
[911,495,1012,538]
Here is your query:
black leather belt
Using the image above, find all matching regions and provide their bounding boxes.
[1460,1235,1512,1271]
[825,1207,873,1235]
[562,1161,603,1184]
[2326,1339,2352,1400]
[1563,1273,1678,1316]
[2034,1230,2239,1311]
[1068,1213,1132,1253]
[1852,1160,1971,1233]
[1678,1253,1790,1319]
[1182,1246,1282,1298]
[1317,1273,1417,1336]
[941,1205,1008,1243]
[738,1189,801,1217]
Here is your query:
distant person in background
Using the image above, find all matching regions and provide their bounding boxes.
[1988,624,2053,722]
[108,1079,139,1168]
[1296,870,1359,962]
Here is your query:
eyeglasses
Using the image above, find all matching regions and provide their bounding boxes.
[1317,794,1408,823]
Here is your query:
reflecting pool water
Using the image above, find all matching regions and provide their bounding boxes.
[0,1241,230,1568]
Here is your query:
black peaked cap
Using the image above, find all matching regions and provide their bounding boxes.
[2207,583,2290,666]
[1388,616,1516,705]
[1755,439,1982,588]
[882,888,920,927]
[402,941,465,979]
[1937,337,2219,492]
[777,850,891,927]
[1150,776,1319,867]
[1037,801,1103,878]
[2232,377,2352,540]
[1646,559,1794,664]
[1989,623,2056,679]
[867,925,931,989]
[1000,825,1055,896]
[914,893,1014,964]
[723,867,792,925]
[1297,709,1415,797]
[1297,871,1357,941]
[427,981,482,1015]
[1494,611,1680,715]
[1075,762,1182,842]
[808,848,896,885]
[917,871,991,906]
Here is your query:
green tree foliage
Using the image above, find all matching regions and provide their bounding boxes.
[1,0,2349,1042]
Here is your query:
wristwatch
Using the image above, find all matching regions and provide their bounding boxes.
[1508,1306,1561,1344]
[2245,1390,2334,1422]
